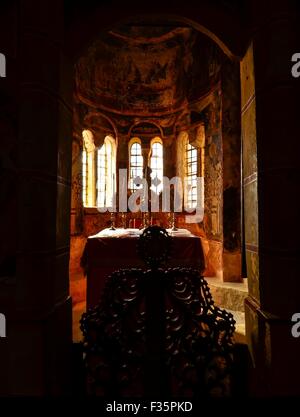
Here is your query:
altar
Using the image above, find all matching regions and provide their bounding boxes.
[81,228,205,310]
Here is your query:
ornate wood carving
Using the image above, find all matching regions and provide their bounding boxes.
[80,226,235,396]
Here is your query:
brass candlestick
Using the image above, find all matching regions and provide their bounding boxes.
[121,212,127,229]
[171,212,178,231]
[109,212,116,230]
[141,212,150,229]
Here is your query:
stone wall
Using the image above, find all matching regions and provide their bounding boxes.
[202,89,223,278]
[0,0,73,395]
[221,57,242,282]
[69,61,242,286]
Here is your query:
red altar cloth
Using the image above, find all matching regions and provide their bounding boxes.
[81,228,205,310]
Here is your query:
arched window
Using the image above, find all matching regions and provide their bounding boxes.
[177,129,205,211]
[185,142,198,209]
[129,139,143,192]
[150,138,163,194]
[82,148,88,206]
[82,130,116,208]
[82,129,96,207]
[97,135,116,208]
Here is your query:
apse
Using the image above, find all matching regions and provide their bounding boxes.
[69,17,245,346]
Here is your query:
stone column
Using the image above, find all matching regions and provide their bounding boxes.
[203,92,223,279]
[116,134,129,213]
[0,0,18,396]
[241,42,260,390]
[117,134,128,173]
[71,131,84,236]
[1,0,73,395]
[164,136,176,180]
[244,0,300,395]
[141,137,151,173]
[221,58,242,282]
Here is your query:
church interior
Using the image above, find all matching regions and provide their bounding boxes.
[0,0,300,398]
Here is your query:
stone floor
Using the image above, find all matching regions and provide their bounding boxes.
[204,277,248,344]
[230,310,246,344]
[205,277,248,311]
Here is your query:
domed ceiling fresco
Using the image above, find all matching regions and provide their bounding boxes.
[75,24,222,119]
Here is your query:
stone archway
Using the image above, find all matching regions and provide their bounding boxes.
[66,2,252,393]
[68,2,300,396]
[69,8,248,289]
[65,1,249,61]
[2,0,300,397]
[2,0,278,397]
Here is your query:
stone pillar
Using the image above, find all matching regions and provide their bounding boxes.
[116,134,128,214]
[241,42,260,390]
[141,137,151,173]
[71,131,84,236]
[221,58,242,282]
[69,129,85,288]
[0,0,18,396]
[117,134,128,173]
[164,136,176,180]
[203,92,223,279]
[244,0,300,396]
[0,0,73,395]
